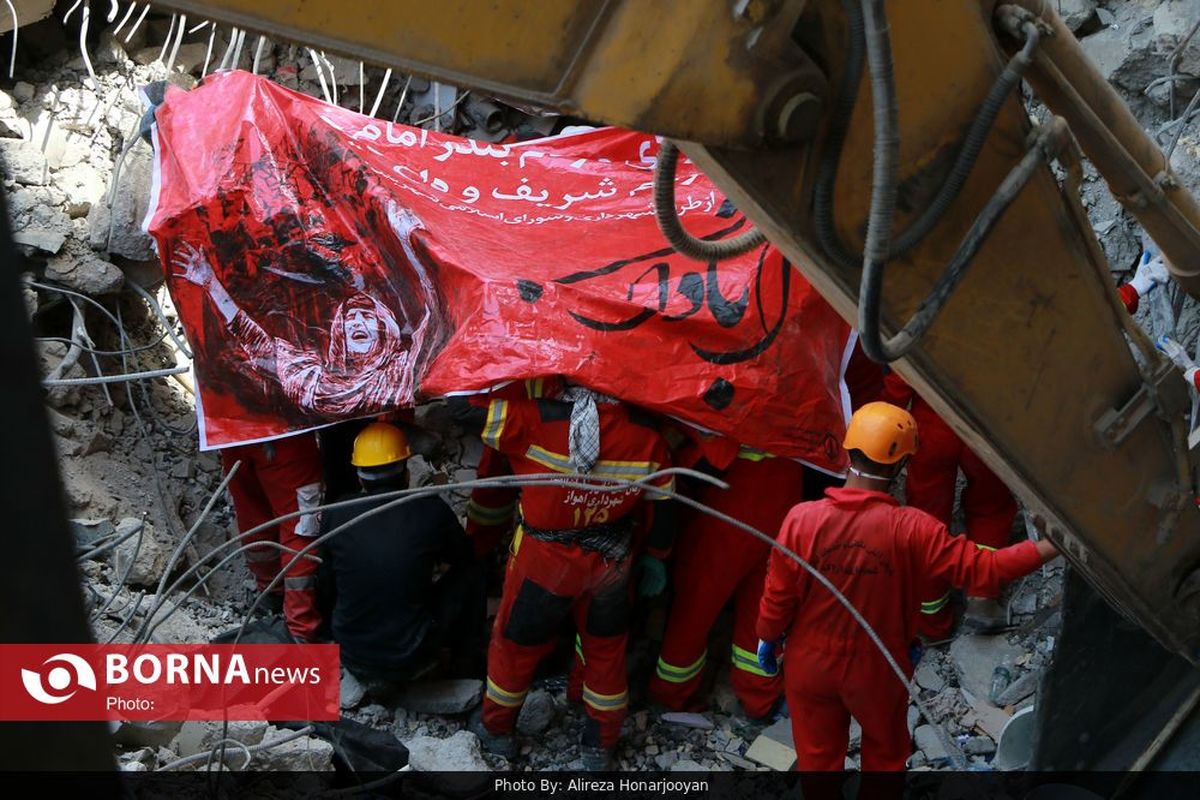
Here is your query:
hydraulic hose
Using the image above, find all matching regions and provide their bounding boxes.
[815,2,1040,267]
[654,141,766,262]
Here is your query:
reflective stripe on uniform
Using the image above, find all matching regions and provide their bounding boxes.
[575,633,586,666]
[524,378,545,398]
[482,399,508,449]
[921,591,951,614]
[975,543,997,552]
[486,677,528,708]
[731,643,777,677]
[736,445,774,462]
[524,444,664,483]
[582,684,628,712]
[655,652,706,684]
[284,575,317,591]
[467,499,516,526]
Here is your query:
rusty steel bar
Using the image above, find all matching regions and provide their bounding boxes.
[1000,0,1200,295]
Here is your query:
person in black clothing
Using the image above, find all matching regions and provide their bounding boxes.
[317,422,485,696]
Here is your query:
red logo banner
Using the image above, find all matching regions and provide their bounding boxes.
[0,644,339,721]
[144,71,852,472]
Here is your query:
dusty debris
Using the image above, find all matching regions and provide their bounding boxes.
[405,730,490,772]
[660,711,715,730]
[744,718,795,771]
[949,634,1023,704]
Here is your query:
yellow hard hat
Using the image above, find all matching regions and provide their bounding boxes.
[842,402,919,465]
[351,422,412,467]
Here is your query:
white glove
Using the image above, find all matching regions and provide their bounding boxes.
[1158,336,1199,381]
[1129,252,1169,297]
[1187,367,1199,390]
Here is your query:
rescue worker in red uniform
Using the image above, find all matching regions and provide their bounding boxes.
[880,373,1018,635]
[649,439,804,719]
[464,387,675,769]
[756,402,1058,771]
[220,431,324,642]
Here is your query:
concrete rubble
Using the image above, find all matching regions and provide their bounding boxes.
[14,0,1199,777]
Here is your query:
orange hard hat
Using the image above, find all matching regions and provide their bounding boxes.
[352,422,412,467]
[842,402,919,464]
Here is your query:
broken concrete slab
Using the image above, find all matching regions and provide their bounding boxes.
[11,81,33,104]
[253,726,334,771]
[89,147,156,262]
[949,634,1023,704]
[0,139,48,185]
[46,250,124,295]
[405,730,489,771]
[516,688,554,735]
[394,678,482,715]
[1058,0,1097,33]
[994,668,1039,707]
[660,711,714,730]
[671,759,707,771]
[914,725,947,762]
[915,661,946,692]
[71,517,115,547]
[113,518,174,587]
[12,226,66,254]
[172,720,268,757]
[745,718,795,771]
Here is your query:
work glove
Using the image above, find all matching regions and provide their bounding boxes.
[909,640,926,670]
[1129,250,1169,297]
[1157,335,1197,372]
[634,555,668,598]
[757,637,784,675]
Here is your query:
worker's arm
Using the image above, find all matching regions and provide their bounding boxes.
[1119,251,1169,314]
[912,515,1056,598]
[756,513,806,641]
[464,447,517,557]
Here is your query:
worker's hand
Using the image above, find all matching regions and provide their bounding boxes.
[634,555,667,598]
[1034,538,1058,562]
[1187,367,1200,391]
[172,242,215,288]
[1129,251,1169,297]
[387,199,425,241]
[1157,335,1197,374]
[757,638,783,675]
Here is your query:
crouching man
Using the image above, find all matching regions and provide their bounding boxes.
[318,423,486,700]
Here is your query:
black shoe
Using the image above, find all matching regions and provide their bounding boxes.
[468,709,517,759]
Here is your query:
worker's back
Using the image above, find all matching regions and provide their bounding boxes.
[766,487,937,662]
[481,396,673,530]
[318,492,471,672]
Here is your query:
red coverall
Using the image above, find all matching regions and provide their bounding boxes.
[479,396,673,748]
[881,373,1017,638]
[757,488,1044,770]
[220,432,324,642]
[649,446,804,718]
[464,379,561,557]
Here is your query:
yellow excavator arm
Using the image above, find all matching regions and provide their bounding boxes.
[155,0,1200,661]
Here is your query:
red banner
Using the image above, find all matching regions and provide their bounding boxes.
[0,644,339,721]
[144,71,852,471]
